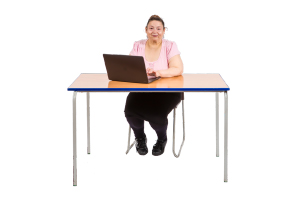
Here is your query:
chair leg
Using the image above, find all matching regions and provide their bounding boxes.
[173,100,186,158]
[126,125,136,154]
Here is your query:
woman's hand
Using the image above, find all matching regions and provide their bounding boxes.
[146,68,161,77]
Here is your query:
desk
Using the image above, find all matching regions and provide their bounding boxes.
[68,73,230,185]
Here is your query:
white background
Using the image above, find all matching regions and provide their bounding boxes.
[1,0,300,199]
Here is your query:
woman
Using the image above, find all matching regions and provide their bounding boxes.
[125,15,183,156]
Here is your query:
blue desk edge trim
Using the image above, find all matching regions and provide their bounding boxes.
[67,88,230,91]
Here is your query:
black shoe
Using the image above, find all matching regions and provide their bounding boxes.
[152,139,167,156]
[135,137,148,155]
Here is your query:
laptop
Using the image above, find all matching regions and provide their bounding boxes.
[103,54,161,84]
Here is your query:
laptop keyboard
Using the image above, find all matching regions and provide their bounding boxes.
[148,77,160,83]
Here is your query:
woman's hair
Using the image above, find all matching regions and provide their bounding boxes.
[146,15,166,30]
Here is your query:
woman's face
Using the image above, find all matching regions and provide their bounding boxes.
[145,20,165,42]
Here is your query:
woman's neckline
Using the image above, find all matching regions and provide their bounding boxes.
[144,39,164,63]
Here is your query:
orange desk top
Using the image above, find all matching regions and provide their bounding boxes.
[68,73,229,92]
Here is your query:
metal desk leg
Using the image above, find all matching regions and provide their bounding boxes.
[126,126,136,154]
[216,92,219,157]
[224,91,228,182]
[172,100,185,158]
[73,92,77,186]
[87,92,90,154]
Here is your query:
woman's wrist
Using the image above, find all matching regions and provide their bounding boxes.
[155,70,161,77]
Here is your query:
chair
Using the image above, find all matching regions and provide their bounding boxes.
[125,92,185,158]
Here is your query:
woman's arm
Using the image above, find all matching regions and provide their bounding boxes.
[148,55,183,78]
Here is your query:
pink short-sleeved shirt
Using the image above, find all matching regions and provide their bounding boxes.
[130,39,180,71]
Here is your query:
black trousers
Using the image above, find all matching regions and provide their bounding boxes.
[124,92,182,140]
